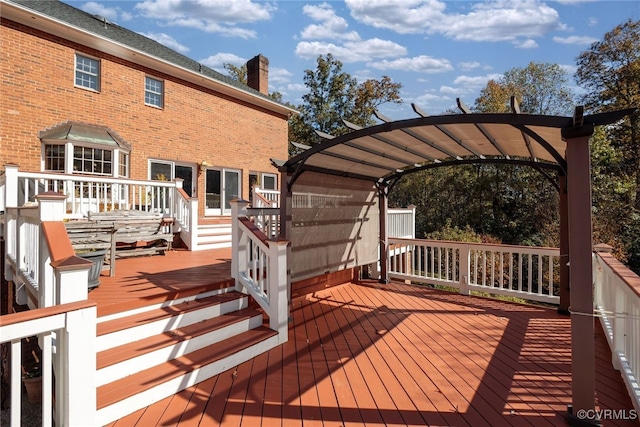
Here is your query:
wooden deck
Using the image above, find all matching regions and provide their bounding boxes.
[88,248,234,318]
[95,250,638,427]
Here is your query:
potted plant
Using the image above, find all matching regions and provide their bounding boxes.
[22,366,41,404]
[76,248,108,289]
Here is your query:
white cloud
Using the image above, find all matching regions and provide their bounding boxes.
[369,55,453,73]
[514,39,538,49]
[141,32,190,53]
[301,3,360,41]
[453,73,503,89]
[459,61,481,71]
[80,2,132,22]
[439,86,459,94]
[134,0,274,39]
[345,0,564,43]
[295,38,406,63]
[560,64,578,75]
[553,35,598,45]
[269,67,294,85]
[200,53,245,69]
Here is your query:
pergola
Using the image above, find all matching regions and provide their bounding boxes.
[277,99,636,425]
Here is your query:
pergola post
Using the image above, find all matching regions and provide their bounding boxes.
[558,174,570,315]
[378,183,389,284]
[280,171,293,320]
[563,124,598,425]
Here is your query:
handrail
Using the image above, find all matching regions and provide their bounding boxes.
[389,238,560,304]
[0,298,97,426]
[593,249,640,412]
[231,200,288,343]
[253,186,279,207]
[246,207,280,239]
[4,166,179,218]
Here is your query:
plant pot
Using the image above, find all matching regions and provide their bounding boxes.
[77,249,108,290]
[22,376,42,404]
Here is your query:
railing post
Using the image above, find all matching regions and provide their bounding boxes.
[267,238,289,343]
[408,205,416,239]
[459,244,471,295]
[4,163,19,208]
[37,193,67,308]
[188,197,198,248]
[59,305,97,426]
[230,199,248,282]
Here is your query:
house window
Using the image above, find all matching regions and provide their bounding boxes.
[44,145,65,172]
[149,160,195,197]
[75,54,100,91]
[145,76,163,108]
[73,146,112,175]
[262,173,277,190]
[119,152,129,177]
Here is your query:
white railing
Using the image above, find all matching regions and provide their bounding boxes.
[173,183,199,250]
[593,248,640,412]
[1,301,97,427]
[2,165,179,219]
[5,206,40,306]
[389,238,560,304]
[388,206,416,239]
[2,192,96,426]
[246,207,280,239]
[5,194,94,309]
[253,186,279,207]
[231,200,288,343]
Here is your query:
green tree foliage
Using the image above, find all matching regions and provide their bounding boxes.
[575,19,640,207]
[288,54,402,153]
[575,19,640,272]
[475,62,574,115]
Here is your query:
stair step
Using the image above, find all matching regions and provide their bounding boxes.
[96,292,247,351]
[96,326,279,423]
[96,307,264,386]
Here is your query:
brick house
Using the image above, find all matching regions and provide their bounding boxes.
[0,0,294,223]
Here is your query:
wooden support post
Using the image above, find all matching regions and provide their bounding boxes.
[558,174,570,315]
[563,124,598,426]
[378,184,389,284]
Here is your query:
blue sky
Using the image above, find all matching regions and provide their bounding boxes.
[63,0,638,118]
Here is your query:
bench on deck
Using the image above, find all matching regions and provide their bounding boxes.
[64,210,174,276]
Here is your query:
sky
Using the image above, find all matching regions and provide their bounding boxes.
[62,0,638,118]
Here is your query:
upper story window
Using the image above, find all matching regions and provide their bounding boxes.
[75,54,100,91]
[145,76,164,108]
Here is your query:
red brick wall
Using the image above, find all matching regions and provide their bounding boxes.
[0,19,289,211]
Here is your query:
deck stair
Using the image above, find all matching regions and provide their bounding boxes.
[195,217,232,250]
[94,287,279,425]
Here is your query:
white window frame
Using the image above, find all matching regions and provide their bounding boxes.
[261,173,278,190]
[75,53,100,92]
[42,141,128,178]
[145,76,164,108]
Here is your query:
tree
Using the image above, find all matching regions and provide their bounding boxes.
[475,62,574,115]
[289,54,402,151]
[575,19,640,272]
[575,19,640,207]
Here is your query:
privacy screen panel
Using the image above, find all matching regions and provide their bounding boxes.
[290,172,379,281]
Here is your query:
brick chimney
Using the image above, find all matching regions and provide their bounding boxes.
[247,54,269,95]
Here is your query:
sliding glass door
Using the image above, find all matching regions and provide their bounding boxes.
[205,168,240,215]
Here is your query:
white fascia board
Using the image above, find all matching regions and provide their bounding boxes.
[1,1,298,117]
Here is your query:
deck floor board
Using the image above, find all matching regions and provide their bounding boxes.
[91,249,637,426]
